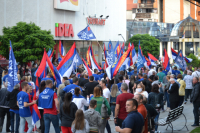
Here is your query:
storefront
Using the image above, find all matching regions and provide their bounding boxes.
[0,0,126,64]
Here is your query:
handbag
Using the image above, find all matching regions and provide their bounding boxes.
[101,97,109,118]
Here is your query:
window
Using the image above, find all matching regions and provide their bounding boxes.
[146,9,153,13]
[173,42,179,51]
[195,42,199,55]
[185,42,194,56]
[162,42,167,56]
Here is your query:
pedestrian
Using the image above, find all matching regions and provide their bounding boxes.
[123,75,130,91]
[129,75,136,93]
[60,92,78,133]
[142,74,152,93]
[182,70,187,79]
[6,84,20,133]
[157,68,165,83]
[115,83,134,127]
[38,80,60,133]
[91,86,111,133]
[84,99,102,132]
[115,99,144,133]
[17,82,36,133]
[80,74,89,87]
[190,77,200,127]
[117,76,123,91]
[72,87,89,111]
[183,71,193,104]
[71,109,90,133]
[148,66,157,77]
[84,76,99,96]
[192,67,200,78]
[110,84,121,119]
[177,74,186,106]
[63,77,82,95]
[164,75,171,111]
[2,69,8,88]
[134,94,148,133]
[134,82,148,98]
[168,78,179,110]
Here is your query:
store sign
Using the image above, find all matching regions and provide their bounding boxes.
[54,0,80,11]
[87,17,106,25]
[55,23,74,37]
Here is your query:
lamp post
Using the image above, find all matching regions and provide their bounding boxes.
[118,34,125,44]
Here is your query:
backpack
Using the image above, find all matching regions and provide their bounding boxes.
[153,93,161,109]
[101,98,109,118]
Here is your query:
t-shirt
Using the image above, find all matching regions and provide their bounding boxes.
[69,79,73,84]
[63,84,82,95]
[80,79,89,87]
[44,93,58,115]
[103,88,111,102]
[157,72,166,82]
[116,93,134,120]
[84,82,99,95]
[172,70,181,79]
[138,104,148,133]
[17,91,31,117]
[122,111,144,133]
[92,74,100,81]
[3,75,8,83]
[117,83,122,91]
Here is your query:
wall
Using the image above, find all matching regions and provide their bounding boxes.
[164,0,180,23]
[0,0,126,42]
[126,11,133,19]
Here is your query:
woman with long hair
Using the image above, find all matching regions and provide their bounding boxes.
[60,93,78,133]
[134,82,148,98]
[72,87,89,111]
[91,86,111,133]
[129,75,136,93]
[71,109,90,133]
[110,84,121,119]
[148,84,163,132]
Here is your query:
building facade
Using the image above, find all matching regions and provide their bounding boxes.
[0,0,126,63]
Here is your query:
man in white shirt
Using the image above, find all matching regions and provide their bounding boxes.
[192,67,200,78]
[183,71,193,104]
[99,80,111,102]
[148,66,157,77]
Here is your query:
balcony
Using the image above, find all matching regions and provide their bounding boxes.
[138,3,154,8]
[136,13,151,18]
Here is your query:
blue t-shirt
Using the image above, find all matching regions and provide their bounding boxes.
[41,77,54,82]
[63,84,82,95]
[92,74,100,81]
[122,111,144,133]
[127,70,134,76]
[172,70,181,79]
[99,73,104,79]
[3,75,8,82]
[17,91,31,117]
[69,79,73,84]
[10,109,19,114]
[117,83,122,91]
[162,70,168,75]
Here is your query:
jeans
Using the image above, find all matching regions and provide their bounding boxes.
[154,112,160,131]
[185,89,192,101]
[106,120,111,133]
[99,118,107,133]
[179,96,184,106]
[193,101,200,125]
[164,92,170,108]
[19,116,33,133]
[111,105,115,117]
[39,109,45,133]
[44,114,60,133]
[10,111,20,133]
[0,107,10,132]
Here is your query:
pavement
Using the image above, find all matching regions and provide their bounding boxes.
[1,102,197,133]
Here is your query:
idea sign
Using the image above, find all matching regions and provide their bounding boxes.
[55,23,74,37]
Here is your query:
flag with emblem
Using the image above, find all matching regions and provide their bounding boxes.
[77,25,96,40]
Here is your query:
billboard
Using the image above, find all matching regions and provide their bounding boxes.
[54,0,80,11]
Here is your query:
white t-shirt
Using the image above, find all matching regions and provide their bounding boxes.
[134,91,148,98]
[192,71,200,78]
[103,88,111,102]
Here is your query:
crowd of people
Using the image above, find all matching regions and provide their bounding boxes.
[0,62,200,133]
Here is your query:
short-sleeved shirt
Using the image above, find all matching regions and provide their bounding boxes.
[117,83,122,91]
[17,91,31,117]
[44,93,58,115]
[122,111,144,133]
[63,84,82,95]
[116,93,134,120]
[157,72,166,82]
[138,104,148,133]
[103,88,111,102]
[172,70,181,79]
[92,74,100,81]
[3,75,8,83]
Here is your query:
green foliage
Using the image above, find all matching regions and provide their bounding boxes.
[0,22,55,63]
[186,53,200,67]
[127,34,160,57]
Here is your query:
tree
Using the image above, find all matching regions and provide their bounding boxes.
[0,22,55,64]
[186,53,200,67]
[127,34,160,57]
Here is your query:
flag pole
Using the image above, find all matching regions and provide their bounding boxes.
[96,39,104,51]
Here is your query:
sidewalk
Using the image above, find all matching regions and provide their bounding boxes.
[1,102,196,133]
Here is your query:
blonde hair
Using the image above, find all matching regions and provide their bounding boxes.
[24,76,28,82]
[17,74,21,81]
[111,84,118,97]
[27,76,32,82]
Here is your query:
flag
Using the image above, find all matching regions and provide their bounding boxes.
[175,50,187,71]
[32,104,41,125]
[171,48,178,60]
[35,51,48,79]
[7,41,18,92]
[106,45,133,80]
[137,41,144,71]
[119,43,125,57]
[145,56,151,67]
[163,49,170,71]
[114,41,120,59]
[59,40,65,58]
[107,41,115,66]
[33,77,40,100]
[57,42,77,78]
[103,44,108,68]
[77,25,96,40]
[184,57,193,63]
[143,56,149,69]
[182,32,185,39]
[148,53,158,66]
[128,43,133,66]
[82,58,92,76]
[73,52,83,71]
[131,44,137,65]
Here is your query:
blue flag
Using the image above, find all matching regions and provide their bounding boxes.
[107,41,115,66]
[77,25,96,40]
[8,41,18,92]
[137,41,144,71]
[73,52,83,70]
[175,50,187,71]
[114,41,119,58]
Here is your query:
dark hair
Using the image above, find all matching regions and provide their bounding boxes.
[124,75,128,79]
[80,74,84,78]
[184,70,187,74]
[154,75,158,81]
[63,93,73,114]
[45,80,53,86]
[177,74,183,79]
[118,75,123,81]
[89,76,94,81]
[119,71,125,76]
[74,87,80,96]
[94,69,98,73]
[136,94,143,100]
[174,66,177,70]
[151,84,159,93]
[89,99,97,108]
[21,81,28,89]
[39,81,46,94]
[127,99,138,109]
[73,77,79,83]
[143,74,147,79]
[84,74,88,78]
[63,77,68,80]
[101,80,106,86]
[138,73,143,77]
[72,109,85,130]
[159,67,162,71]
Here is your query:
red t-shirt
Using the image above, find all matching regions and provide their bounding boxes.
[116,93,134,120]
[138,104,148,133]
[44,93,58,115]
